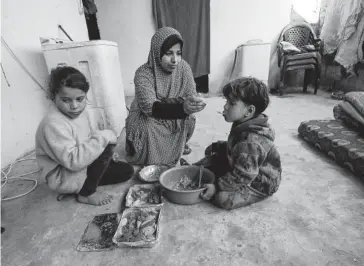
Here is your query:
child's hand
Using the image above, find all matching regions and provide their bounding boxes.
[99,129,117,144]
[200,184,216,200]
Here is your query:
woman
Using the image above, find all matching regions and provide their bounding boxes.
[125,27,206,166]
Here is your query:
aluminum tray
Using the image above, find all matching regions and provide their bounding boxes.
[125,184,164,208]
[112,206,162,248]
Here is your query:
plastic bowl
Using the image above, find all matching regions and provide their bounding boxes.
[138,165,170,183]
[159,166,215,205]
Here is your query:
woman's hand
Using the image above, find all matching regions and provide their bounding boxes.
[183,96,206,115]
[200,184,216,200]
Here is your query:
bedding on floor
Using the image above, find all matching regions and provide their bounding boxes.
[333,92,364,135]
[333,103,364,134]
[298,119,364,180]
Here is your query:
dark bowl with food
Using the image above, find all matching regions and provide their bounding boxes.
[158,166,215,205]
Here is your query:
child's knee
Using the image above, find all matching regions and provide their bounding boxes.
[118,161,135,178]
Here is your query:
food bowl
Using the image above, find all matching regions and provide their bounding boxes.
[158,166,215,205]
[138,165,170,183]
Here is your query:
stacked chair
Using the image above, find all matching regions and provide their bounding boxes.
[277,22,323,95]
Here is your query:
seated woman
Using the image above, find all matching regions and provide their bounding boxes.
[125,27,206,166]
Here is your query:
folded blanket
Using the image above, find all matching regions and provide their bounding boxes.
[280,41,301,53]
[334,102,364,135]
[344,92,364,117]
[280,41,318,55]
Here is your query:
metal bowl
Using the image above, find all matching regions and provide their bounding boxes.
[159,166,215,205]
[138,165,170,183]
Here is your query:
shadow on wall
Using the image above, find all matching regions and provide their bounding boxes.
[2,43,50,92]
[1,42,51,97]
[1,47,51,168]
[27,51,50,92]
[209,50,237,95]
[268,33,282,91]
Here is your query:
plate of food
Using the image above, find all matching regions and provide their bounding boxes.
[76,213,121,252]
[112,206,162,248]
[138,165,170,183]
[125,184,163,208]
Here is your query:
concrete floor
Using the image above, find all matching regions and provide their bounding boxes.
[2,88,364,266]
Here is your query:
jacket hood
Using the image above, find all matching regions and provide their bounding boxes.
[230,114,275,141]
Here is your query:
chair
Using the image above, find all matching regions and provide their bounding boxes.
[277,22,323,94]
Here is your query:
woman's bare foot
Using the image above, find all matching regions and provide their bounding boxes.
[77,192,114,206]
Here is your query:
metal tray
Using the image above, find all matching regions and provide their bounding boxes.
[138,165,170,183]
[76,213,121,252]
[112,206,162,248]
[125,184,164,208]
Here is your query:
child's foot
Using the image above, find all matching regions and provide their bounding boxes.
[77,192,114,206]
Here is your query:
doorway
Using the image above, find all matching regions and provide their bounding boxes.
[82,0,101,40]
[153,0,211,93]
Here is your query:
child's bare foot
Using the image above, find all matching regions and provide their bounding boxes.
[77,192,114,206]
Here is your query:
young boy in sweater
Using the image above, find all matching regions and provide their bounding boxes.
[198,77,282,210]
[35,66,134,206]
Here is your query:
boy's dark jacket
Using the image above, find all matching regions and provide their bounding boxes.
[212,114,282,196]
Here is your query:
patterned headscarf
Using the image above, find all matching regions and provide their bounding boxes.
[131,27,196,132]
[126,27,197,165]
[146,27,195,101]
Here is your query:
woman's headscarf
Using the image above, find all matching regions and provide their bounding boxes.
[145,27,195,101]
[132,27,196,132]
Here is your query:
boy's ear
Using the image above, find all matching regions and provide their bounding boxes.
[248,105,256,115]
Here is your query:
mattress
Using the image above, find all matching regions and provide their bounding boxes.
[298,119,364,180]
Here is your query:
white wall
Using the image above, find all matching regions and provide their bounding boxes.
[1,0,89,167]
[292,0,321,23]
[96,0,291,96]
[95,0,156,97]
[210,0,292,93]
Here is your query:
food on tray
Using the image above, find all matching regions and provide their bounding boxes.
[173,174,200,190]
[77,213,120,251]
[129,186,161,205]
[116,209,159,242]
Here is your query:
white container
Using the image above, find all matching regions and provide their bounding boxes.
[42,40,127,135]
[230,40,271,85]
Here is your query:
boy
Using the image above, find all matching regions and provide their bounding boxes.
[197,77,282,210]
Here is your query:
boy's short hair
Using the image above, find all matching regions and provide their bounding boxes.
[48,66,89,100]
[222,77,270,115]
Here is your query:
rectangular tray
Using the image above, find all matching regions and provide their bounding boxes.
[112,206,162,248]
[76,213,121,252]
[125,184,164,208]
